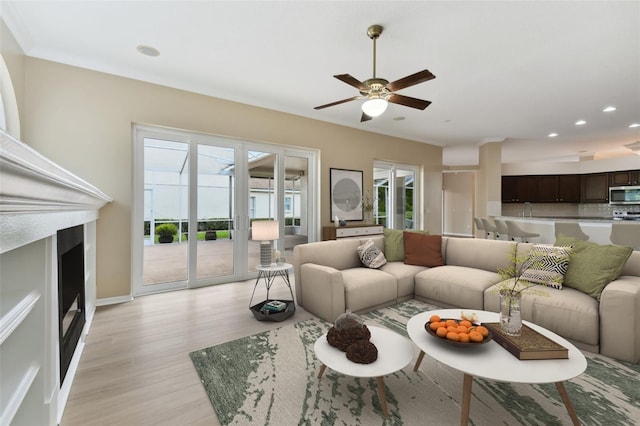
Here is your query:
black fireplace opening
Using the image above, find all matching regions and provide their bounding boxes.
[57,224,86,384]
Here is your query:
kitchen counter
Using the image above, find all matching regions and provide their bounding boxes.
[503,215,616,222]
[495,216,634,246]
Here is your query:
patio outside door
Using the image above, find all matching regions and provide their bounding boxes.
[132,126,316,296]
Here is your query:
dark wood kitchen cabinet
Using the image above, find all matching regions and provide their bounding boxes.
[538,175,580,203]
[609,170,640,186]
[557,174,581,202]
[581,173,609,203]
[537,176,556,202]
[502,176,517,202]
[515,176,538,202]
[502,176,538,203]
[505,174,580,203]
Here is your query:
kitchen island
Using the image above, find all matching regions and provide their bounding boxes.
[494,216,634,246]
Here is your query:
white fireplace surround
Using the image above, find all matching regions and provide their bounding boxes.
[1,129,111,424]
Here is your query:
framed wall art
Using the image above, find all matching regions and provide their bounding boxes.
[330,168,363,221]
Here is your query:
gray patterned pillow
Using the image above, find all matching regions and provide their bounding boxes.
[357,239,387,269]
[521,245,572,289]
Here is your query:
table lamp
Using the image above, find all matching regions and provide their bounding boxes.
[252,220,279,267]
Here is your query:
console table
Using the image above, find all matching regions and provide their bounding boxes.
[322,224,384,240]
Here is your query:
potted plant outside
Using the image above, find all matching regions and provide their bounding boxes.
[156,223,178,244]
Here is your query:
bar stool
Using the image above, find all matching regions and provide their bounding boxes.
[493,219,509,241]
[481,218,498,239]
[610,222,640,250]
[474,217,485,238]
[505,220,540,242]
[554,221,589,241]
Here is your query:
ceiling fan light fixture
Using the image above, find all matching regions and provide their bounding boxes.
[362,98,388,117]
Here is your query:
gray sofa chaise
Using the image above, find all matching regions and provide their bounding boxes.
[292,235,640,364]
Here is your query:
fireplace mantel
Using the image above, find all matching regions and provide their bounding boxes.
[0,129,111,253]
[0,129,111,425]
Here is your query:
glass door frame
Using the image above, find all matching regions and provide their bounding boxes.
[132,124,319,296]
[373,161,422,230]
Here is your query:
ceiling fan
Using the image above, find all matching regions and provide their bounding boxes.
[314,24,436,122]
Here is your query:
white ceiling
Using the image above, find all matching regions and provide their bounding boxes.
[2,0,639,165]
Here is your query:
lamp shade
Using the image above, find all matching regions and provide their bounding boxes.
[361,98,388,117]
[252,220,279,241]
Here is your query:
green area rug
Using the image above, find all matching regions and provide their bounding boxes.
[189,300,640,425]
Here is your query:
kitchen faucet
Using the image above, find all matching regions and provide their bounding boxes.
[522,202,533,218]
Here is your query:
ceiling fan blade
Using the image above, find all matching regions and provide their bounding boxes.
[314,96,360,110]
[388,93,432,110]
[360,112,373,122]
[386,69,435,92]
[334,74,366,91]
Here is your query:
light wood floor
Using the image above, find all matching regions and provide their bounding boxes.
[61,277,314,425]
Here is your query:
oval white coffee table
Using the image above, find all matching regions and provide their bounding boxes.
[407,309,587,426]
[314,326,414,417]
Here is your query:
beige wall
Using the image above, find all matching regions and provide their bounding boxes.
[12,56,442,299]
[443,171,474,236]
[476,141,502,218]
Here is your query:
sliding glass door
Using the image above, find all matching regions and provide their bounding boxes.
[196,144,236,281]
[132,126,316,295]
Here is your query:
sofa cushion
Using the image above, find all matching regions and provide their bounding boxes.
[555,235,633,300]
[380,261,429,298]
[383,228,429,262]
[484,284,600,346]
[404,233,444,267]
[620,250,640,277]
[414,265,502,310]
[341,267,397,312]
[445,237,516,273]
[520,244,572,289]
[357,239,387,269]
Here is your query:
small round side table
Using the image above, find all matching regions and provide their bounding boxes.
[249,263,296,321]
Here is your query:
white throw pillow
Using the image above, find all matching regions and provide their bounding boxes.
[357,239,387,269]
[521,244,572,289]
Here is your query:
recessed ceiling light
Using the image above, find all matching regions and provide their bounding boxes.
[575,120,587,126]
[548,133,558,137]
[137,45,160,57]
[603,106,616,112]
[630,123,640,128]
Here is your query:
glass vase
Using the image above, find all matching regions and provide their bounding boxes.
[500,290,522,336]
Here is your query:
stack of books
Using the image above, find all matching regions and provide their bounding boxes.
[482,322,569,360]
[261,300,287,314]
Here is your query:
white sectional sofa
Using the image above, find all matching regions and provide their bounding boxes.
[292,235,640,364]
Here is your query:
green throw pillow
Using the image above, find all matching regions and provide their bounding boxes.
[554,234,633,300]
[383,228,429,262]
[383,229,405,261]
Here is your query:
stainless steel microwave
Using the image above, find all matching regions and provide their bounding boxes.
[610,186,640,204]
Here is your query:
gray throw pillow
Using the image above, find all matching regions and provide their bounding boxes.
[357,239,387,269]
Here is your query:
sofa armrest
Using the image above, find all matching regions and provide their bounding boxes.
[600,276,640,364]
[299,263,346,323]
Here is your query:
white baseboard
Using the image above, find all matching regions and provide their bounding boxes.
[96,294,133,306]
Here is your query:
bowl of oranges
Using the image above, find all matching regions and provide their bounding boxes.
[424,314,492,346]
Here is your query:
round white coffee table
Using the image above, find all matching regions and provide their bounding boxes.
[314,326,414,417]
[407,309,587,426]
